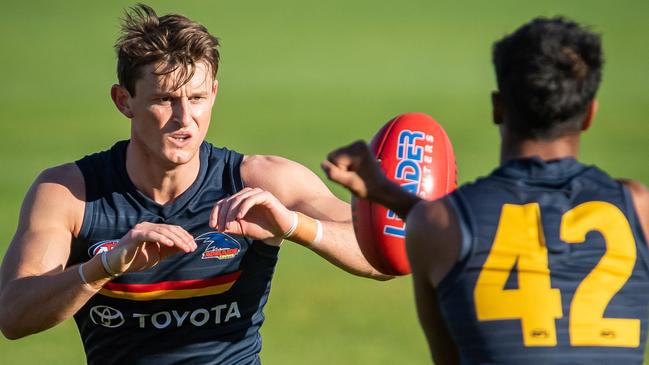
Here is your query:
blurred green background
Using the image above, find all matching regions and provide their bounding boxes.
[0,0,648,364]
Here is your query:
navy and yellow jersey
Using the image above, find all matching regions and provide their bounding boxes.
[438,157,649,364]
[69,141,279,365]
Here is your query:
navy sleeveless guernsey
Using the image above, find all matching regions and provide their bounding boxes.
[439,157,649,364]
[71,140,279,365]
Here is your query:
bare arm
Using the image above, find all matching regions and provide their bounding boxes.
[0,164,196,340]
[0,164,109,339]
[212,155,390,280]
[322,140,460,360]
[405,199,460,364]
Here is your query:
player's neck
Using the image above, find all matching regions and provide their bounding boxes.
[500,132,581,165]
[125,142,200,206]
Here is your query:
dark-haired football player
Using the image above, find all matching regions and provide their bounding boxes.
[324,17,649,364]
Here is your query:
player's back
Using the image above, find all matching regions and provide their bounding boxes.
[439,157,649,364]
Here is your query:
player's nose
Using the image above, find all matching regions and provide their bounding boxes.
[172,99,193,127]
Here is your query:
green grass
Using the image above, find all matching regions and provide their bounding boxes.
[1,0,648,364]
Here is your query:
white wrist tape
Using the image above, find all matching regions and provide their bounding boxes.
[101,251,121,278]
[282,211,299,238]
[314,219,323,245]
[78,263,90,286]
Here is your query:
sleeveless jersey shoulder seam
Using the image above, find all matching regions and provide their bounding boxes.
[204,141,245,194]
[620,182,649,273]
[75,158,96,240]
[73,141,128,240]
[436,189,476,297]
[228,149,245,193]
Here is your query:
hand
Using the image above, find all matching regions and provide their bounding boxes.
[107,223,197,274]
[321,140,390,200]
[210,187,294,243]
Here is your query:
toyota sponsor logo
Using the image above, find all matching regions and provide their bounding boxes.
[90,305,125,328]
[88,302,241,330]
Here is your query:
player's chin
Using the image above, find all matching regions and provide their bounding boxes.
[163,146,199,165]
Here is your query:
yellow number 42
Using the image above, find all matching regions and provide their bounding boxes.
[474,202,640,348]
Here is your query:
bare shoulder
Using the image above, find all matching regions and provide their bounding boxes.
[1,163,86,282]
[21,163,85,236]
[406,197,461,286]
[32,163,85,207]
[36,163,85,193]
[618,179,649,242]
[619,179,649,202]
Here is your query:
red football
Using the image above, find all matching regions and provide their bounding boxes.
[352,112,457,275]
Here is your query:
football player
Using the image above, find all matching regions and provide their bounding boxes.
[324,17,649,364]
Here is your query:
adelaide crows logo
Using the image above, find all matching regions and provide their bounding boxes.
[88,240,119,257]
[196,232,241,260]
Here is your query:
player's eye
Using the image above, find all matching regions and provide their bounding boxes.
[154,96,172,104]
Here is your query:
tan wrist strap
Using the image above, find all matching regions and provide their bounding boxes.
[285,212,323,246]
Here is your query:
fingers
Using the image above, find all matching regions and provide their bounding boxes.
[211,187,256,231]
[321,160,354,185]
[110,224,197,274]
[235,190,274,221]
[212,188,280,234]
[209,187,290,239]
[128,223,196,253]
[322,154,370,198]
[166,225,197,251]
[324,140,390,199]
[223,188,261,231]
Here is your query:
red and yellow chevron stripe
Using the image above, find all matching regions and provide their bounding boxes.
[99,271,241,301]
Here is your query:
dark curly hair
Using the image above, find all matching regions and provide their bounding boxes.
[493,17,603,139]
[115,3,220,96]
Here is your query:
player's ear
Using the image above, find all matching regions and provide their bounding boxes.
[581,99,598,131]
[212,79,219,97]
[491,91,503,125]
[111,84,134,119]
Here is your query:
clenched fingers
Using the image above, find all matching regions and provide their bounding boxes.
[322,159,369,198]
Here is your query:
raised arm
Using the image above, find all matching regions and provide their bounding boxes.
[322,140,422,220]
[211,154,391,280]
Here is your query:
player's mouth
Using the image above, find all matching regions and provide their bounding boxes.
[168,132,193,146]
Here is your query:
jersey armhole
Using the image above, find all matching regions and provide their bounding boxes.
[74,159,94,241]
[436,192,475,296]
[448,194,472,262]
[621,184,649,272]
[230,151,245,192]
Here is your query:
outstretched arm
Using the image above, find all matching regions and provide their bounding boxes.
[212,154,391,280]
[321,140,422,220]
